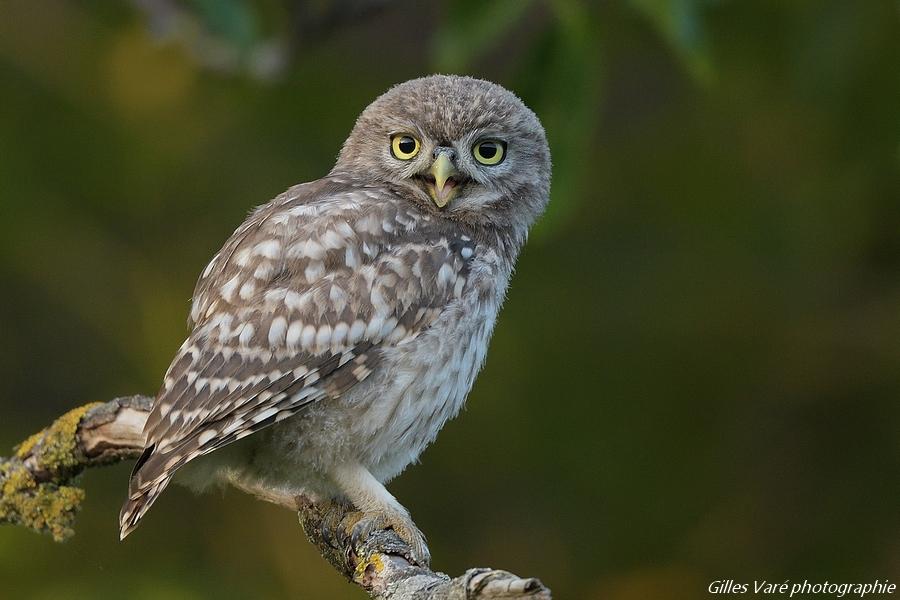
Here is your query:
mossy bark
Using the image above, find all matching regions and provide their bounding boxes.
[1,395,551,598]
[299,497,551,599]
[0,396,151,541]
[1,403,99,541]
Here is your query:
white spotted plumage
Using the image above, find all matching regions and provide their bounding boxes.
[120,76,551,566]
[120,180,496,533]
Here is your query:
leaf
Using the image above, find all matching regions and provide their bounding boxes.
[187,0,261,51]
[524,0,604,240]
[434,0,537,71]
[628,0,715,83]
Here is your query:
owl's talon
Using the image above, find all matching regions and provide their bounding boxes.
[349,510,431,567]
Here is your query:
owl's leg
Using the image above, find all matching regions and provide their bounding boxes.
[223,472,301,510]
[331,461,431,567]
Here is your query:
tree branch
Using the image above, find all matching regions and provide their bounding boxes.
[0,396,551,599]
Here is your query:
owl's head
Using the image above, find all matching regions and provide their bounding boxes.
[333,75,551,233]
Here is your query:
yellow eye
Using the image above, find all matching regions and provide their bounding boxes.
[472,139,506,165]
[391,135,420,160]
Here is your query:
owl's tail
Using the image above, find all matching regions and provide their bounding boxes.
[118,446,172,540]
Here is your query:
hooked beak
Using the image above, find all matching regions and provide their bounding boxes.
[425,154,460,208]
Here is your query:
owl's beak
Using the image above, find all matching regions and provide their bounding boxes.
[426,154,460,208]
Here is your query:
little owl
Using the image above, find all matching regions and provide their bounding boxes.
[120,75,551,566]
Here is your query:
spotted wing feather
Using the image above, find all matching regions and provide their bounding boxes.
[120,178,477,537]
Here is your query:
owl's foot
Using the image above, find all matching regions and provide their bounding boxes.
[332,462,432,567]
[348,508,431,567]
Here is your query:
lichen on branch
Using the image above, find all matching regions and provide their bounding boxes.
[0,461,85,541]
[1,403,101,541]
[1,396,552,598]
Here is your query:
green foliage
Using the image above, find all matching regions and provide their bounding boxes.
[628,0,714,82]
[189,0,262,51]
[520,0,603,238]
[434,0,537,71]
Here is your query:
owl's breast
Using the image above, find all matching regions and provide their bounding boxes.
[352,248,511,483]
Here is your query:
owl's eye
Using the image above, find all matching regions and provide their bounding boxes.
[472,139,506,165]
[391,135,420,160]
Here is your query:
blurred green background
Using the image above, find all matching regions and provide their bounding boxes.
[1,1,898,598]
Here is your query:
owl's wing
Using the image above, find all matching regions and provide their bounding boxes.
[121,179,476,535]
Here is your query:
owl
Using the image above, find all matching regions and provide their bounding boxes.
[119,75,551,566]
